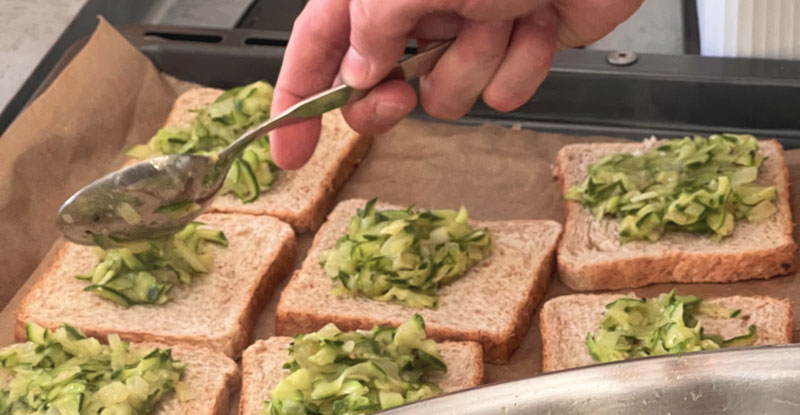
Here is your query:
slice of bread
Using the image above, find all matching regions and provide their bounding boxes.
[275,198,563,363]
[238,337,483,415]
[0,339,240,415]
[539,293,793,372]
[15,213,295,358]
[555,140,797,291]
[142,343,240,415]
[162,87,373,232]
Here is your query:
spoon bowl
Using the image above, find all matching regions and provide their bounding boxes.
[57,154,219,244]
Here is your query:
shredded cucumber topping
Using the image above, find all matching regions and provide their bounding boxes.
[263,315,446,415]
[154,201,201,220]
[586,290,757,363]
[127,81,280,203]
[76,222,228,307]
[320,199,493,308]
[565,134,778,242]
[0,323,186,415]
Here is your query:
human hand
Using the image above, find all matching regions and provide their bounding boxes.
[269,0,643,169]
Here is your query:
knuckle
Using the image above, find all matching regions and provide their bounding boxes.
[347,0,374,51]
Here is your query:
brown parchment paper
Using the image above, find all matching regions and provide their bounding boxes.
[0,18,179,307]
[2,18,800,409]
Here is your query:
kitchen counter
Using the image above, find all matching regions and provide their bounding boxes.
[0,0,253,118]
[0,0,86,113]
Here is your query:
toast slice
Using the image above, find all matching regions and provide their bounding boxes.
[275,198,563,363]
[239,337,484,415]
[0,339,240,415]
[555,140,797,291]
[539,293,793,372]
[16,213,295,358]
[162,87,373,232]
[144,343,240,415]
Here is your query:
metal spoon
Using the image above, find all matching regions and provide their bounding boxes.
[57,41,452,245]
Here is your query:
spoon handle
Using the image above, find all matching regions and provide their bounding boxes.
[217,40,452,163]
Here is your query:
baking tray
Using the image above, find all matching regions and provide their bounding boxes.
[236,0,305,32]
[23,24,800,148]
[9,24,800,415]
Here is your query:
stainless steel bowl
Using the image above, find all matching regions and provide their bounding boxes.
[381,345,800,414]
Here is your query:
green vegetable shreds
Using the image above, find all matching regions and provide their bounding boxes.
[1,323,187,415]
[77,222,228,307]
[586,290,757,363]
[565,134,778,242]
[262,315,445,415]
[319,199,493,308]
[127,81,280,203]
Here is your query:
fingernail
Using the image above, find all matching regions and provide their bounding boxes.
[374,100,406,125]
[532,4,558,28]
[341,47,372,88]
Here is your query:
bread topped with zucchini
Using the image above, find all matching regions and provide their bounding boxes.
[239,316,483,415]
[4,323,240,415]
[128,81,372,232]
[556,134,796,291]
[539,291,793,372]
[275,198,563,363]
[16,213,295,358]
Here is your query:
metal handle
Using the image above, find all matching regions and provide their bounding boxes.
[217,40,452,163]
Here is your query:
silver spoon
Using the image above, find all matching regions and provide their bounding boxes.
[57,41,452,245]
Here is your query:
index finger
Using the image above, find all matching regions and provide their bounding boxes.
[269,0,351,170]
[342,0,548,89]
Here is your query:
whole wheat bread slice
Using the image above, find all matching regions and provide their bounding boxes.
[16,213,295,358]
[141,343,240,415]
[555,140,797,291]
[275,198,563,363]
[239,337,484,415]
[539,293,793,372]
[161,87,373,232]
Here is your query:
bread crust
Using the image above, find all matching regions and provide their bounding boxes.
[555,139,798,291]
[201,358,240,415]
[15,241,70,341]
[231,234,296,356]
[239,338,280,415]
[539,300,557,373]
[164,87,225,128]
[454,341,485,387]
